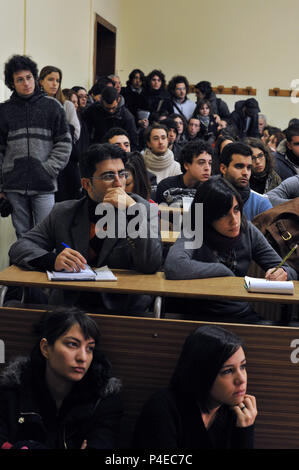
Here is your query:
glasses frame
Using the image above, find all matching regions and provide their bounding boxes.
[91,170,129,183]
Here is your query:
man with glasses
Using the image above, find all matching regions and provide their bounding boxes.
[0,54,72,238]
[274,125,299,181]
[9,143,162,314]
[168,75,196,121]
[83,86,138,150]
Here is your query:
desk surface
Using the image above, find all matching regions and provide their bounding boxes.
[1,265,299,304]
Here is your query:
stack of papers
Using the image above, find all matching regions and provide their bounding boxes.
[244,276,294,295]
[46,265,117,282]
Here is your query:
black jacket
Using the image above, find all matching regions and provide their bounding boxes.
[83,100,139,149]
[0,357,123,449]
[143,88,173,122]
[273,140,299,181]
[230,100,259,139]
[133,388,254,449]
[206,91,230,118]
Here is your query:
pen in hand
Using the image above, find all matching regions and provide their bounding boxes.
[56,242,87,272]
[270,244,298,275]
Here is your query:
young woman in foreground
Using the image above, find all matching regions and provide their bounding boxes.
[164,176,297,323]
[0,308,122,449]
[134,325,257,449]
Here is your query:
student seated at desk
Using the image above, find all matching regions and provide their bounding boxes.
[133,325,257,449]
[0,307,123,449]
[9,143,163,314]
[164,176,297,323]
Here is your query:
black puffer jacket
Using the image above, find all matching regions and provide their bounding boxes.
[0,357,123,449]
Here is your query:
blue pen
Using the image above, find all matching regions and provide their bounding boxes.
[61,243,94,273]
[61,242,71,249]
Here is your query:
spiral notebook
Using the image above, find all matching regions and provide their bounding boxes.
[46,265,117,282]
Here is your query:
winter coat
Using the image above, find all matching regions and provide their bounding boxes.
[0,357,123,449]
[83,100,139,149]
[273,139,299,181]
[0,89,72,194]
[230,100,259,139]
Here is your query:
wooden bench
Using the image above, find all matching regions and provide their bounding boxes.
[0,307,299,448]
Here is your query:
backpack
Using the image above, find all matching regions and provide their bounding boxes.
[252,198,299,273]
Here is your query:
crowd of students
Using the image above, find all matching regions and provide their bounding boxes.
[0,55,298,449]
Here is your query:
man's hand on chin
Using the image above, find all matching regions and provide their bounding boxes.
[103,187,136,210]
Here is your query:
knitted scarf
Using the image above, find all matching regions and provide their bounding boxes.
[143,148,175,171]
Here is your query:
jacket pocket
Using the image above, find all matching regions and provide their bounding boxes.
[4,157,55,192]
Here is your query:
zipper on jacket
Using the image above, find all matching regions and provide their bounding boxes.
[26,102,30,193]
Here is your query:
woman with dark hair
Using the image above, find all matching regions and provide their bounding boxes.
[244,137,281,194]
[39,66,82,201]
[144,69,173,122]
[134,325,257,449]
[164,176,297,323]
[213,133,235,174]
[0,308,122,449]
[169,112,188,145]
[125,151,153,201]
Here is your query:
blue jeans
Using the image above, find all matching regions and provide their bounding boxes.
[6,192,55,238]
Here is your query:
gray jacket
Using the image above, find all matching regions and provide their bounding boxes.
[9,195,163,313]
[164,222,297,319]
[266,175,299,206]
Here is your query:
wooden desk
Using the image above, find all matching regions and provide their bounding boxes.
[1,265,299,305]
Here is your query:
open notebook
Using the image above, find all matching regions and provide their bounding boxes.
[47,265,117,282]
[244,276,294,295]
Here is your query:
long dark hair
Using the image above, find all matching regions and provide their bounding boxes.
[125,151,151,200]
[243,137,274,174]
[30,307,111,395]
[38,65,65,104]
[170,325,244,412]
[190,175,246,232]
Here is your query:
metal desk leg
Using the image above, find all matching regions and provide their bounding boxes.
[153,296,162,318]
[0,286,8,307]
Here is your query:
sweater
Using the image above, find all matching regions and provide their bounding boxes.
[0,89,72,194]
[133,388,254,449]
[143,148,182,183]
[266,175,299,206]
[243,190,272,221]
[164,222,297,319]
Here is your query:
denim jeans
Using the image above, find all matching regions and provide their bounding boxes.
[6,192,55,238]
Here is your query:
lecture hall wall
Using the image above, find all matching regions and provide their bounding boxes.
[0,0,299,269]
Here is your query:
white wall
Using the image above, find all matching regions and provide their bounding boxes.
[119,0,299,130]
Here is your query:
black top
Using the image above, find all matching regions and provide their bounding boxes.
[133,388,254,449]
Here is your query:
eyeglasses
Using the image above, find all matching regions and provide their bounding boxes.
[15,74,34,84]
[92,170,129,182]
[252,152,265,162]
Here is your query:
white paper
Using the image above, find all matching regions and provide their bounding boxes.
[94,266,117,281]
[244,276,294,295]
[47,264,96,281]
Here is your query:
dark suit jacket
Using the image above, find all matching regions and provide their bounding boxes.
[9,195,163,313]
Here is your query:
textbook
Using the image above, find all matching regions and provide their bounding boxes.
[244,276,294,295]
[46,265,117,282]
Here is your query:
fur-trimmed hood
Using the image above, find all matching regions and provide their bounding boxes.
[0,356,122,398]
